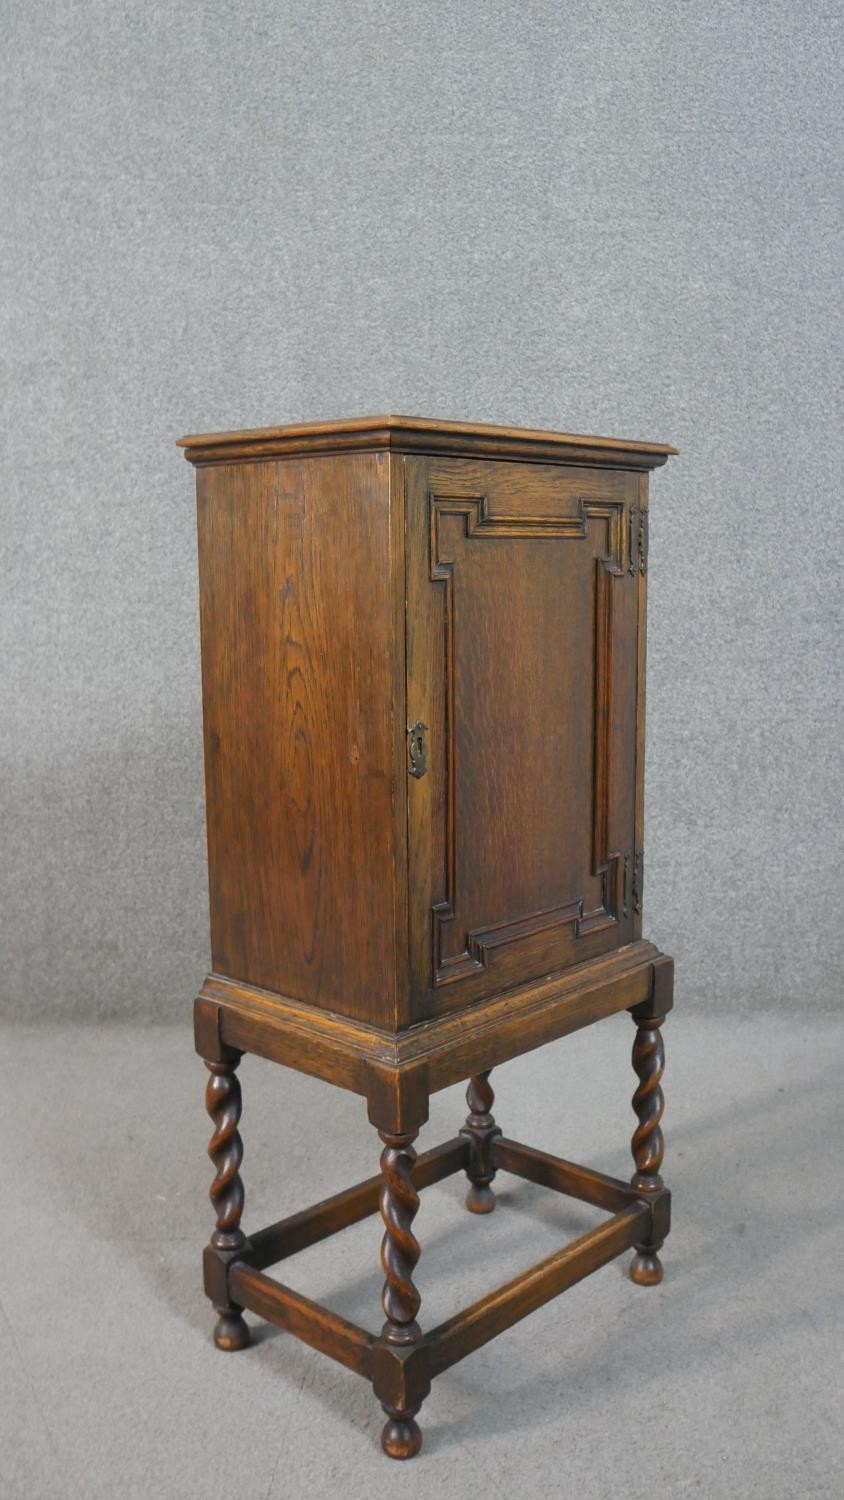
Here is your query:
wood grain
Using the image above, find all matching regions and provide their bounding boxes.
[229,1264,374,1376]
[246,1137,466,1271]
[425,1204,648,1377]
[198,940,667,1095]
[493,1137,639,1213]
[196,452,405,1026]
[406,457,639,1017]
[179,413,678,470]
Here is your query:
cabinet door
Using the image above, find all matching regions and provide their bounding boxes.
[406,456,642,1021]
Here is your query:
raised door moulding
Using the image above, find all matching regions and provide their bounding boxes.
[426,491,633,988]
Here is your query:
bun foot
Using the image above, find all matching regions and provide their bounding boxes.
[629,1249,663,1286]
[213,1308,250,1350]
[465,1182,496,1214]
[381,1407,422,1459]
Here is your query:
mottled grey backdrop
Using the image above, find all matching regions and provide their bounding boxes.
[2,2,841,1020]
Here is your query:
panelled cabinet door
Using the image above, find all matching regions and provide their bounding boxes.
[405,456,642,1022]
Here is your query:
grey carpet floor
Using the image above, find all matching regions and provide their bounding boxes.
[3,1011,842,1499]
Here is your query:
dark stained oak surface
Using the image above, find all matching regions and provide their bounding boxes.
[187,412,676,1460]
[197,450,405,1025]
[193,432,654,1029]
[406,457,639,1018]
[179,413,677,469]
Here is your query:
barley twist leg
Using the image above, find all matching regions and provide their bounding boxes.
[378,1129,422,1458]
[629,1015,666,1286]
[205,1058,249,1349]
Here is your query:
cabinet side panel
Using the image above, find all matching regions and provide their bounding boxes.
[633,471,649,940]
[196,452,400,1025]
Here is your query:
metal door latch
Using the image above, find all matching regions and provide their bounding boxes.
[407,721,429,778]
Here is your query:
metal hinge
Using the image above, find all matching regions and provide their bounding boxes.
[633,845,644,915]
[628,504,649,576]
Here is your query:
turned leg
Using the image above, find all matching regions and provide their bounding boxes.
[460,1071,502,1214]
[629,1013,666,1286]
[378,1129,423,1458]
[204,1057,250,1349]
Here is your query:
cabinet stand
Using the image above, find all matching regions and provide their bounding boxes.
[196,947,672,1458]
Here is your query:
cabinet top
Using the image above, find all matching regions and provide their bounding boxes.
[177,414,678,470]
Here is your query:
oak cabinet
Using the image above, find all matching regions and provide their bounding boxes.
[189,422,659,1030]
[180,415,676,1460]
